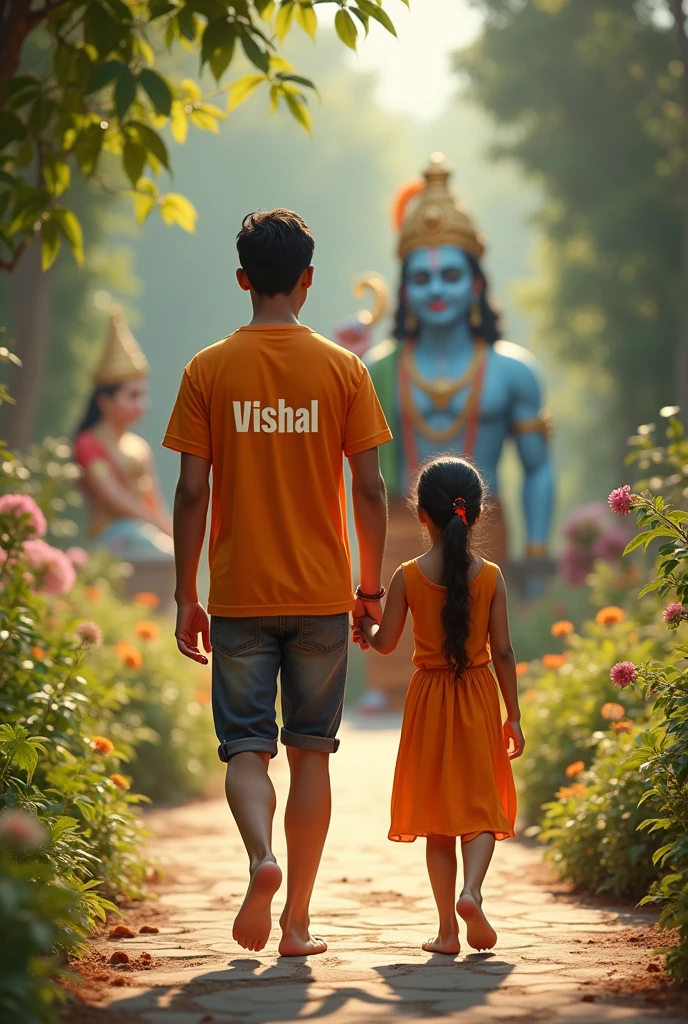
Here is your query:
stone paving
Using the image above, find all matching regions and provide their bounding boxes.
[82,719,683,1023]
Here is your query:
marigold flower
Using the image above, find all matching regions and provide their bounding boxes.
[542,653,568,670]
[134,592,159,609]
[522,689,538,703]
[31,646,45,661]
[601,702,625,721]
[610,720,633,733]
[134,620,159,641]
[115,641,143,669]
[663,603,685,629]
[91,735,115,755]
[76,621,103,647]
[0,809,47,851]
[85,586,102,602]
[551,620,574,637]
[515,662,529,677]
[610,661,637,688]
[557,783,587,800]
[596,606,625,626]
[565,760,585,778]
[0,493,47,537]
[110,773,130,790]
[608,485,635,516]
[194,689,211,705]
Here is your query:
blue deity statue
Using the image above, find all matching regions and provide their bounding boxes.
[336,154,554,711]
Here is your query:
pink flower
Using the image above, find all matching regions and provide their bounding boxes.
[562,502,609,547]
[608,485,635,516]
[0,809,48,851]
[559,545,590,586]
[0,493,47,538]
[23,539,76,595]
[663,603,685,629]
[610,661,637,688]
[592,527,629,563]
[75,621,103,647]
[66,546,88,568]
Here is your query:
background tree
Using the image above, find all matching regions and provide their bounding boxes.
[457,0,688,451]
[0,0,405,447]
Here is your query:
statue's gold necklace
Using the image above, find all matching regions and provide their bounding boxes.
[400,339,488,444]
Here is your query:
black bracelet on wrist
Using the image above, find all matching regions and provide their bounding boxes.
[355,585,386,602]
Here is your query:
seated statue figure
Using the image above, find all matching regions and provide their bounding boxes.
[73,308,174,601]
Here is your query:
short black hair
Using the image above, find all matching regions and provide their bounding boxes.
[236,209,315,296]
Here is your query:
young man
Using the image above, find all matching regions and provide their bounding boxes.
[162,209,391,957]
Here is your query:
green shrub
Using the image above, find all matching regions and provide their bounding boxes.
[539,730,662,900]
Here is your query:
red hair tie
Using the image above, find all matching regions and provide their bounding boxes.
[452,497,468,524]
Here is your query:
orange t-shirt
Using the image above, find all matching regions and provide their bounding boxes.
[162,324,392,616]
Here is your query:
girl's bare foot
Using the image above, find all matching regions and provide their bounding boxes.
[422,933,461,955]
[232,859,282,952]
[278,930,328,957]
[456,892,497,950]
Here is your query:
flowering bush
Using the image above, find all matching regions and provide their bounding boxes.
[559,501,630,586]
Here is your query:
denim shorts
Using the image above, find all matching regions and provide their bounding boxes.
[210,614,349,762]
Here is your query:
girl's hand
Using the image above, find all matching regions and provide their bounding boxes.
[351,624,369,651]
[504,719,525,760]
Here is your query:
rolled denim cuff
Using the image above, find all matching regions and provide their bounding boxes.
[217,738,278,762]
[280,727,340,754]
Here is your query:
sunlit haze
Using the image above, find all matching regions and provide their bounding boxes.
[343,0,483,120]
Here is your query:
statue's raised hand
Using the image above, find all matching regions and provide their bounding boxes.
[333,316,373,358]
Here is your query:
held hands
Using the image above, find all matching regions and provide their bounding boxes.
[504,719,525,760]
[352,596,382,652]
[175,601,212,664]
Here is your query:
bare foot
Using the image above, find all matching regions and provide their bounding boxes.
[422,934,461,955]
[278,927,328,957]
[456,893,497,951]
[232,859,282,952]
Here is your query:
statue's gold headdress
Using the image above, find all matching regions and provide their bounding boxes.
[93,307,149,387]
[393,153,486,263]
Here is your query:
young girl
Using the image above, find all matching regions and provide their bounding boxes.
[356,456,524,955]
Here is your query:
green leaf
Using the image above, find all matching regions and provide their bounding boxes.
[295,2,317,39]
[72,123,105,175]
[43,154,71,197]
[240,29,270,73]
[0,112,28,149]
[637,577,666,599]
[123,138,146,185]
[335,8,358,50]
[349,6,369,35]
[623,532,651,555]
[227,73,266,111]
[85,2,119,56]
[139,69,173,116]
[86,59,126,93]
[275,0,296,39]
[134,179,158,223]
[53,207,84,265]
[129,122,170,169]
[33,225,59,272]
[354,0,396,35]
[160,192,197,232]
[114,68,137,120]
[170,102,188,143]
[177,4,198,41]
[283,91,312,134]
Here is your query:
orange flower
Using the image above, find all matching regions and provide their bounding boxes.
[601,702,625,721]
[522,689,538,703]
[551,620,574,637]
[134,592,159,609]
[31,647,45,660]
[610,720,634,733]
[109,773,130,790]
[557,783,587,800]
[85,586,102,602]
[134,621,159,641]
[115,641,143,670]
[195,689,211,705]
[91,736,114,755]
[565,760,585,778]
[596,606,625,626]
[542,653,568,670]
[515,662,529,677]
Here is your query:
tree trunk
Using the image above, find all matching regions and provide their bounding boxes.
[0,239,55,450]
[669,1,688,416]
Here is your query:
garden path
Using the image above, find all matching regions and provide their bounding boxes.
[70,721,685,1023]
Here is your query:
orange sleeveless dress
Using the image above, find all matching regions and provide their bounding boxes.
[389,558,517,843]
